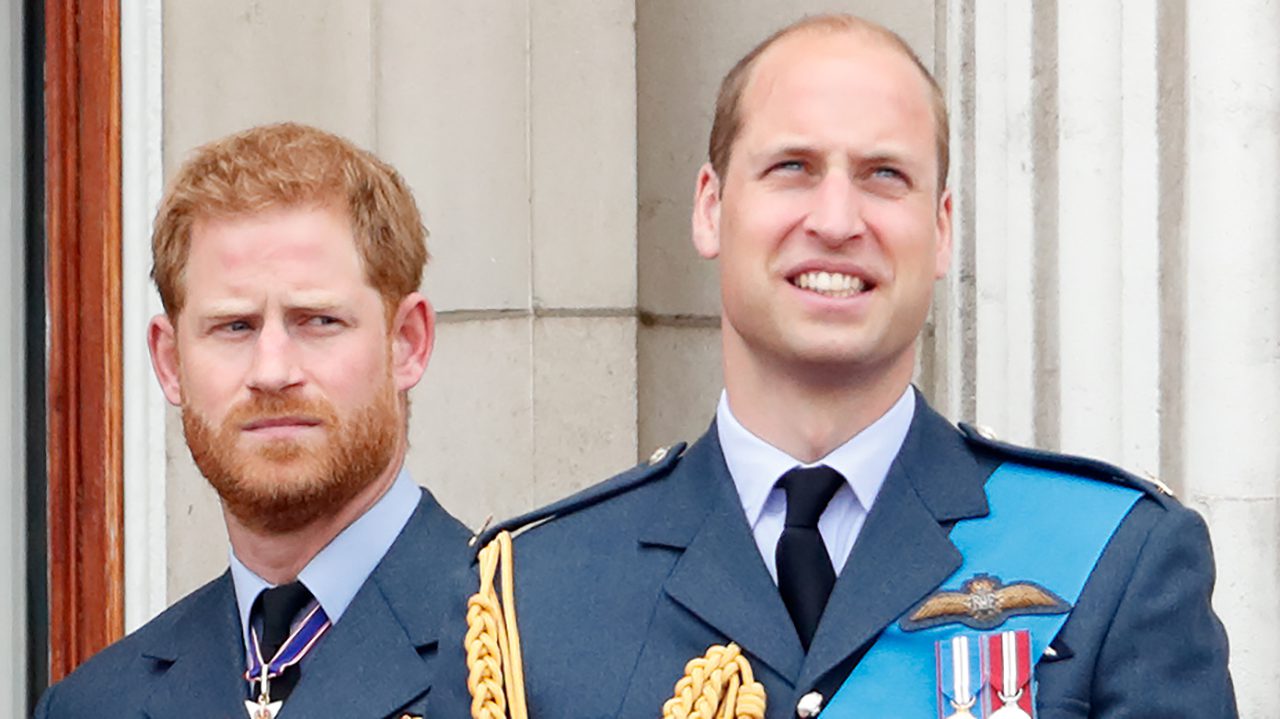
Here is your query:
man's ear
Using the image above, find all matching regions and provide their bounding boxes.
[934,189,954,279]
[389,292,434,392]
[148,314,184,406]
[691,163,723,259]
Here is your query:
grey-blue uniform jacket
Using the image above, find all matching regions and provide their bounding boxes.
[34,489,473,719]
[463,393,1236,718]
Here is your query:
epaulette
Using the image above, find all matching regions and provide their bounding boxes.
[471,442,688,555]
[958,422,1176,501]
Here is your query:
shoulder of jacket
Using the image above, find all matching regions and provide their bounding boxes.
[471,442,688,551]
[958,422,1177,504]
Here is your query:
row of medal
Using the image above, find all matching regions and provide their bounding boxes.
[937,630,1036,719]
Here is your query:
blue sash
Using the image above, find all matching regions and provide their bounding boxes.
[822,463,1141,716]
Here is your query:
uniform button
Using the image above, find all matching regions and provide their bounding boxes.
[796,691,823,717]
[648,446,669,465]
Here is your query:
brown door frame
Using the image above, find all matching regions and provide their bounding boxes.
[44,0,125,682]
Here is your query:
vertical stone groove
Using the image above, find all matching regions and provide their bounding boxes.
[1155,0,1187,493]
[1030,0,1060,448]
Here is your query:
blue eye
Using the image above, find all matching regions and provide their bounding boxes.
[304,315,344,330]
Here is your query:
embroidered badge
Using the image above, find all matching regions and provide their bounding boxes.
[901,574,1069,632]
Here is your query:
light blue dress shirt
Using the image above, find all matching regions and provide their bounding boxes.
[229,466,420,662]
[717,386,915,582]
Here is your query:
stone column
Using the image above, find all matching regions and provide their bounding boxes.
[938,0,1278,711]
[1183,1,1280,712]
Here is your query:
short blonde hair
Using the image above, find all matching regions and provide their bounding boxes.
[152,122,428,317]
[708,14,950,191]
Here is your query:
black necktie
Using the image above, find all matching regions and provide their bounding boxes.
[253,581,315,702]
[775,465,845,651]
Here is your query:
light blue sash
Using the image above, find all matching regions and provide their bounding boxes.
[822,463,1141,716]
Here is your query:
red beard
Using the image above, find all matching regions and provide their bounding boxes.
[182,382,399,534]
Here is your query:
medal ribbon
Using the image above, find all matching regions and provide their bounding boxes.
[936,634,983,718]
[985,630,1034,715]
[243,602,332,685]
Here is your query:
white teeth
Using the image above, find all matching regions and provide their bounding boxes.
[794,271,866,296]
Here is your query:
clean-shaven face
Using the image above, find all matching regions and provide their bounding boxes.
[697,30,952,381]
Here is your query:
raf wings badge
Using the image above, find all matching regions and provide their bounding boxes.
[901,574,1070,632]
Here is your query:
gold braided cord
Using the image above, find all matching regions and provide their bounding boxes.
[465,531,528,719]
[662,643,767,719]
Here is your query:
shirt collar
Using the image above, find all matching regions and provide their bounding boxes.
[717,385,916,527]
[229,466,421,654]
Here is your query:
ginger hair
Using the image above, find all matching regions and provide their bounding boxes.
[152,122,428,318]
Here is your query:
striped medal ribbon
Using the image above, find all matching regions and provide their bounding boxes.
[243,603,332,719]
[937,634,983,718]
[986,630,1034,718]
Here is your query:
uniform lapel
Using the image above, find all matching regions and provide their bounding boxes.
[641,427,806,684]
[141,574,249,719]
[279,490,466,719]
[795,395,992,694]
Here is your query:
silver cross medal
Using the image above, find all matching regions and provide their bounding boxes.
[245,663,282,719]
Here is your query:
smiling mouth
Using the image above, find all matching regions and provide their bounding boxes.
[790,270,870,298]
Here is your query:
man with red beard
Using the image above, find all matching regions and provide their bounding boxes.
[36,123,473,718]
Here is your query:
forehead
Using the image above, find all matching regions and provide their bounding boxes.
[736,30,936,151]
[184,205,368,299]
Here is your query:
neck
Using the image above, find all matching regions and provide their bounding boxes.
[723,344,913,463]
[225,448,405,586]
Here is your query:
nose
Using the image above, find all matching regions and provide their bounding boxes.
[803,172,866,246]
[246,322,304,393]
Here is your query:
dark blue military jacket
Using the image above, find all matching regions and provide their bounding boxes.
[34,488,474,719]
[454,393,1236,718]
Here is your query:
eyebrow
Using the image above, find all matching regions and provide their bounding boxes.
[193,301,257,319]
[754,143,821,159]
[859,150,914,167]
[752,142,917,166]
[192,296,348,320]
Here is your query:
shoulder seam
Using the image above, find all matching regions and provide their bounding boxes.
[474,442,688,550]
[959,423,1172,502]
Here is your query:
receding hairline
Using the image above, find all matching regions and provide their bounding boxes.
[751,20,933,96]
[709,14,950,191]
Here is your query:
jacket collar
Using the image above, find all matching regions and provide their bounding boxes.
[140,489,469,719]
[639,392,993,695]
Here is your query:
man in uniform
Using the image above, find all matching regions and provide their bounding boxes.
[463,14,1236,718]
[36,123,473,718]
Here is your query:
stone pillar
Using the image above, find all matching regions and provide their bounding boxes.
[1183,1,1280,712]
[938,0,1278,711]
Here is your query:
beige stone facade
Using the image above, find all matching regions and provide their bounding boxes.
[144,2,1278,714]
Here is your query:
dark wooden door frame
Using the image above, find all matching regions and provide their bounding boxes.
[44,0,125,683]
